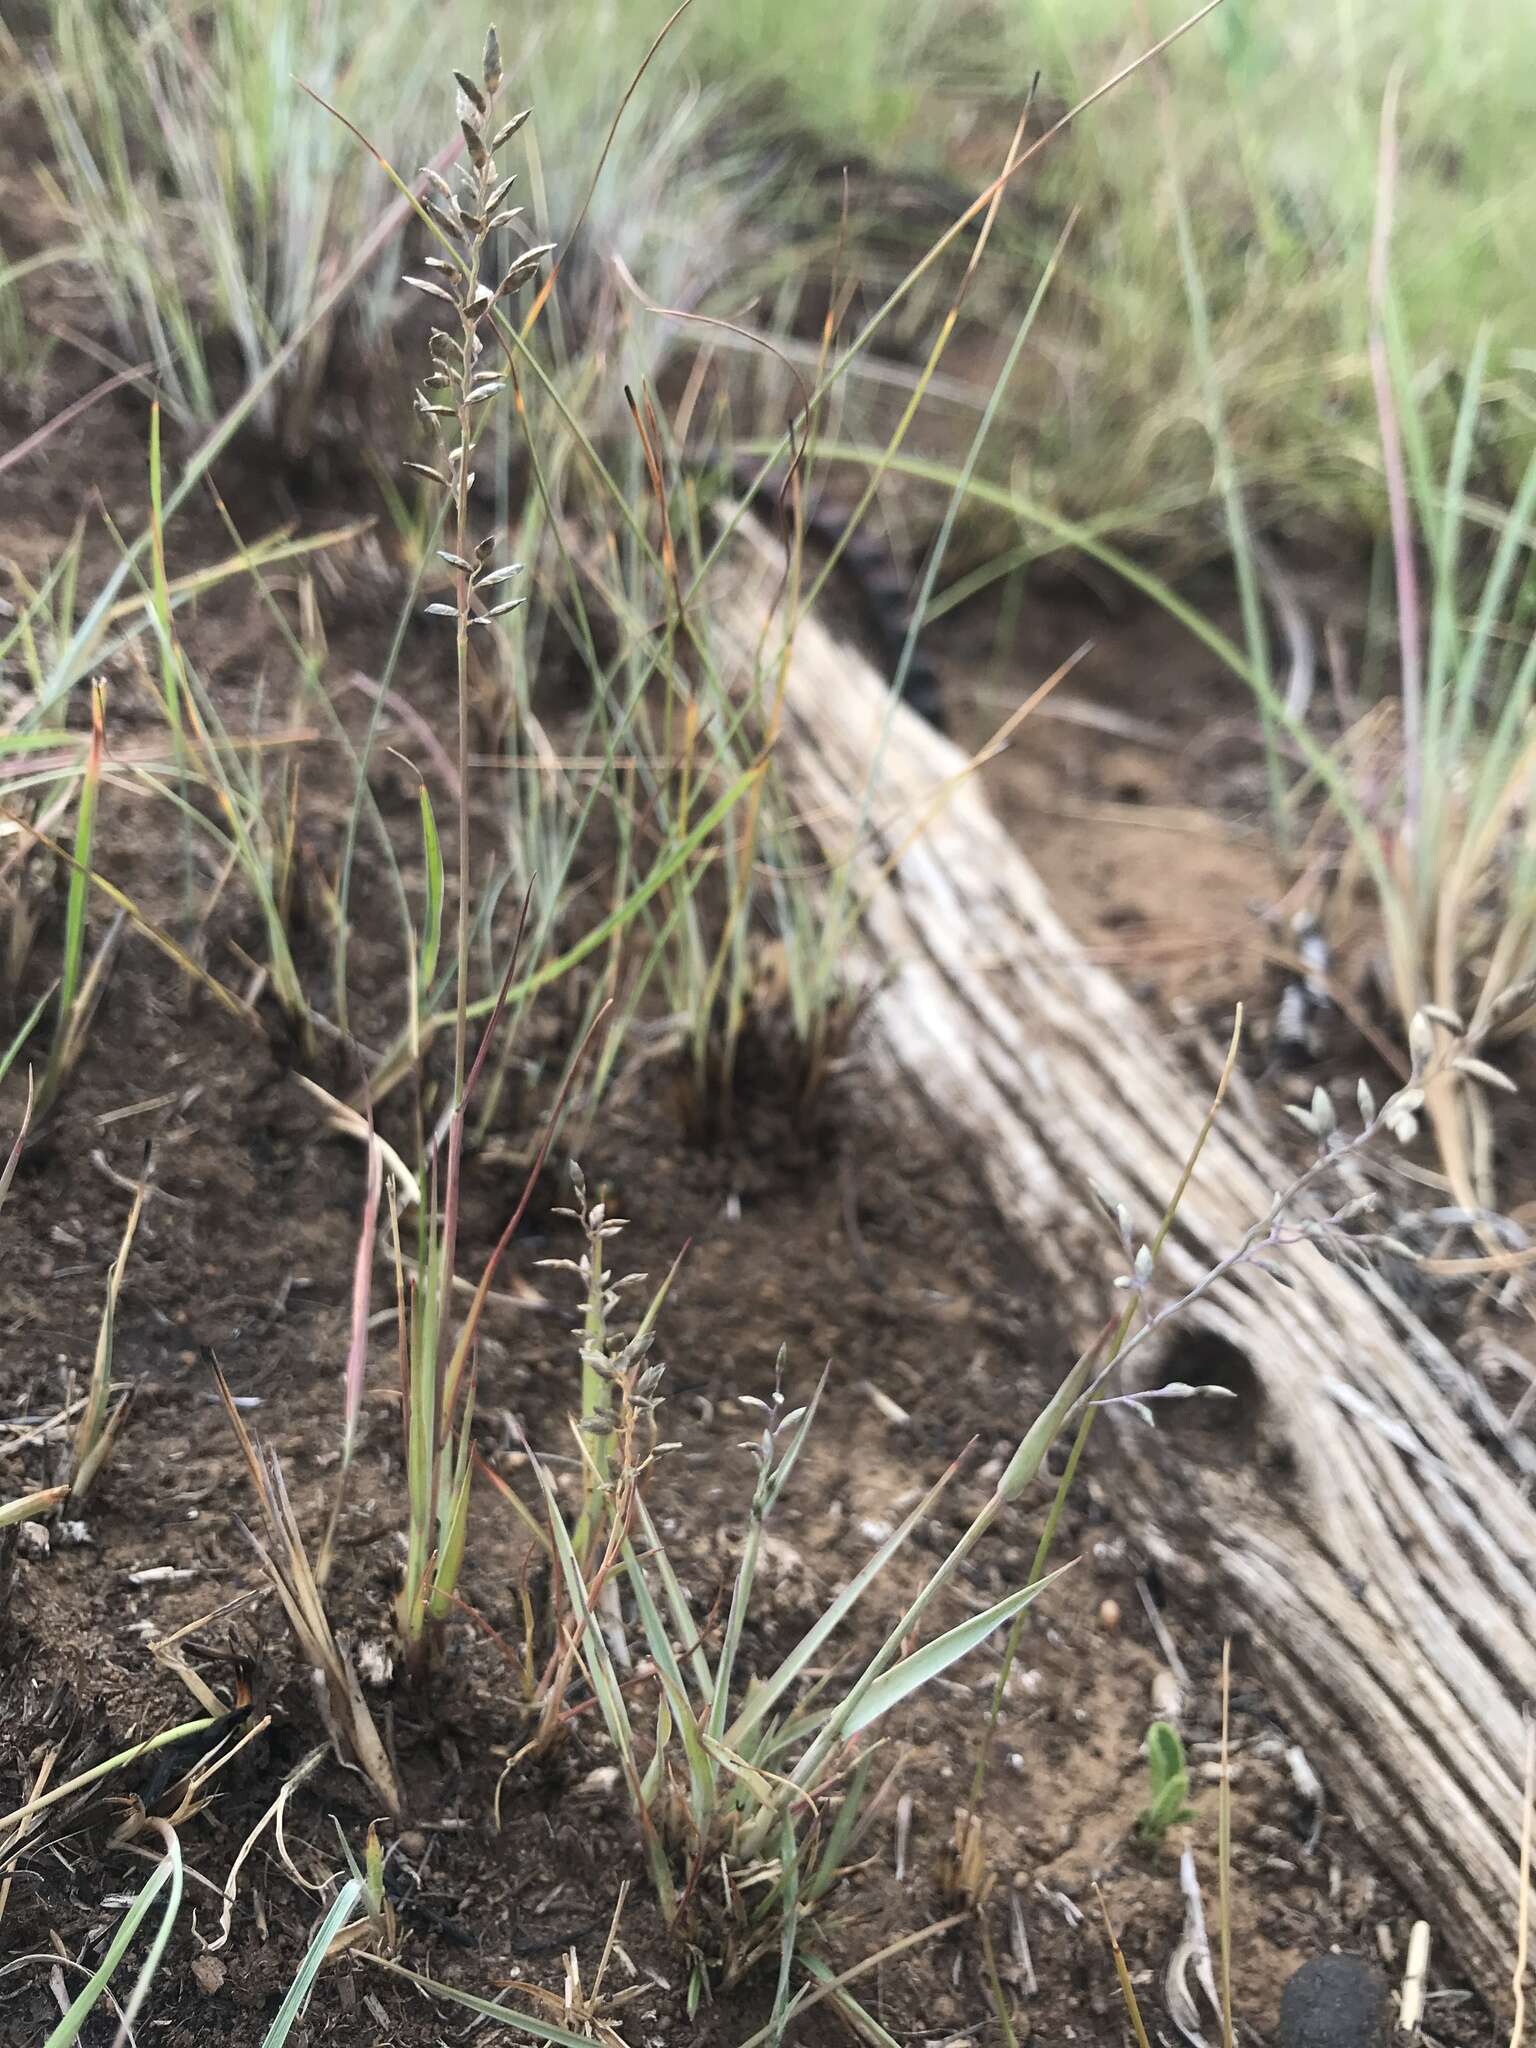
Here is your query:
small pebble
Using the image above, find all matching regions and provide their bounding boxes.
[1097,1597,1121,1632]
[16,1522,49,1561]
[1277,1954,1388,2048]
[191,1954,226,1995]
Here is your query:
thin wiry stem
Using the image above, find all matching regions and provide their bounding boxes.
[1368,69,1422,852]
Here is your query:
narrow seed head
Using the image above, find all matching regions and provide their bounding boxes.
[483,25,503,94]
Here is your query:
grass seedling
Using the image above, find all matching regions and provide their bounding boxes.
[366,37,543,1672]
[1136,1720,1195,1844]
[390,937,606,1678]
[1350,102,1536,1217]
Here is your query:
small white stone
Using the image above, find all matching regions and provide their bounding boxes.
[54,1521,93,1548]
[16,1522,49,1561]
[355,1639,393,1689]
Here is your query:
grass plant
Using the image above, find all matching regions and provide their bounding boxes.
[506,1184,1079,2017]
[24,0,1536,536]
[32,0,446,431]
[6,5,1534,2042]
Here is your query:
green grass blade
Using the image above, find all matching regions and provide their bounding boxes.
[38,683,104,1110]
[259,1878,364,2046]
[631,1493,715,1703]
[801,1746,877,1910]
[842,1563,1076,1740]
[43,1836,180,2048]
[1,1484,69,1526]
[787,440,1396,904]
[454,764,762,1027]
[1424,325,1489,742]
[362,1954,617,2046]
[418,780,445,993]
[1453,443,1536,766]
[795,1954,904,2048]
[535,1461,635,1768]
[0,985,53,1090]
[725,1458,958,1755]
[104,1826,184,2044]
[624,1545,715,1822]
[767,1811,801,2048]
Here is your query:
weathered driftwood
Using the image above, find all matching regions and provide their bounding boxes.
[718,518,1536,2009]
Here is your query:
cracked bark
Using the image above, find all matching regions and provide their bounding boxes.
[718,514,1534,2012]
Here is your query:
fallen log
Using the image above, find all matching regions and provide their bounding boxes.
[718,517,1535,2010]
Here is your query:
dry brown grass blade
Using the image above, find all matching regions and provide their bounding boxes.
[213,1370,402,1815]
[0,1072,33,1219]
[733,1912,969,2048]
[0,1743,58,1931]
[70,1149,151,1498]
[149,1588,267,1718]
[0,1483,68,1526]
[292,1074,421,1209]
[0,361,157,479]
[1218,1640,1235,2048]
[0,806,258,1027]
[1097,1886,1154,2048]
[0,1715,217,1835]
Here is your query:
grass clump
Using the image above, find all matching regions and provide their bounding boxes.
[501,1180,1080,2019]
[31,0,446,431]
